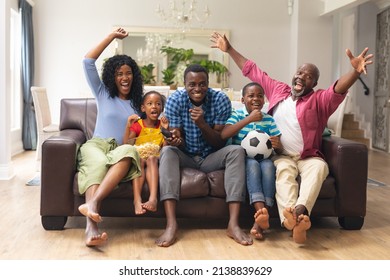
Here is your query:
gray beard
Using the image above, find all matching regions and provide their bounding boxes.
[291,87,305,97]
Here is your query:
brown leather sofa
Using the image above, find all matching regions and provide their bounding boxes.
[40,98,368,231]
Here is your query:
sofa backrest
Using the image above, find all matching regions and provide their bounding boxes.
[60,98,97,140]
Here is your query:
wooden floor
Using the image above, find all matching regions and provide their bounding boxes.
[1,149,390,260]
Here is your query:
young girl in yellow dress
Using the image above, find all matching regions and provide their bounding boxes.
[123,91,169,214]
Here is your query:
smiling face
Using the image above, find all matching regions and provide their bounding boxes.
[291,63,319,99]
[184,71,209,106]
[242,84,265,113]
[141,92,164,122]
[115,64,133,99]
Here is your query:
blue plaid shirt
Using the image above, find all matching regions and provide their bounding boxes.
[165,88,232,157]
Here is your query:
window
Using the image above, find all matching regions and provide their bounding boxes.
[10,8,21,131]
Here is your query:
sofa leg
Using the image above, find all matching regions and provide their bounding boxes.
[41,216,68,230]
[338,216,364,230]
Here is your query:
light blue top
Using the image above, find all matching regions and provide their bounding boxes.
[83,58,137,145]
[226,106,281,145]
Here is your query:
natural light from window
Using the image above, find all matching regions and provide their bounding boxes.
[10,8,21,131]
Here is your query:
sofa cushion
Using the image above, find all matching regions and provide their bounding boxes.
[60,98,97,140]
[180,168,210,198]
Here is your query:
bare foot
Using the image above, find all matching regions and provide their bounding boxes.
[293,204,308,220]
[292,214,311,244]
[155,222,178,247]
[142,199,158,212]
[282,207,296,230]
[78,203,102,223]
[254,208,270,230]
[86,231,108,247]
[85,219,107,247]
[250,222,264,240]
[226,224,253,246]
[134,200,146,215]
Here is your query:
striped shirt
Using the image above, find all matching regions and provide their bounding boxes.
[165,88,232,157]
[226,106,281,145]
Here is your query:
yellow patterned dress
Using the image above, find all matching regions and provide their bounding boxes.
[133,119,164,159]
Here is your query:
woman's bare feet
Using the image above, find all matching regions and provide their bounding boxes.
[142,199,158,212]
[78,203,102,223]
[155,221,178,247]
[282,207,296,230]
[86,232,108,247]
[292,214,311,244]
[134,199,146,215]
[85,219,108,247]
[227,224,253,246]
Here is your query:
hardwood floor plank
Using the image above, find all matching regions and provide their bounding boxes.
[1,150,390,260]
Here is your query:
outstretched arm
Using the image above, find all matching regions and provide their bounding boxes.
[334,48,374,94]
[210,32,248,70]
[85,27,128,59]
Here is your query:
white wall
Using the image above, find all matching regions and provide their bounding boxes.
[32,0,295,123]
[1,0,381,174]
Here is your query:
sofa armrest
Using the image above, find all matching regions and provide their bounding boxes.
[40,129,86,217]
[322,136,368,217]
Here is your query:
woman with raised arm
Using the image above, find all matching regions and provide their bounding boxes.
[77,27,143,247]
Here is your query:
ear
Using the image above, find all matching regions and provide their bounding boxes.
[241,96,245,103]
[313,81,318,88]
[141,104,146,112]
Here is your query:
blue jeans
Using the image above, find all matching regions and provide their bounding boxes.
[246,157,276,207]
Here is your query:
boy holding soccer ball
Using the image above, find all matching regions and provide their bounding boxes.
[221,82,283,240]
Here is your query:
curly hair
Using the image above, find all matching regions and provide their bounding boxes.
[139,90,166,119]
[101,54,143,114]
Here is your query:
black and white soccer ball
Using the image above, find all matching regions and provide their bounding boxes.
[240,130,273,161]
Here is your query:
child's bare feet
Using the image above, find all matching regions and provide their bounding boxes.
[78,203,102,223]
[282,207,296,230]
[250,223,264,240]
[254,208,270,230]
[142,199,158,212]
[134,199,146,215]
[292,214,311,244]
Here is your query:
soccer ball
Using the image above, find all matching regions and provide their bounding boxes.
[241,130,273,161]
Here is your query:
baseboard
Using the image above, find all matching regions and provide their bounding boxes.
[0,163,15,180]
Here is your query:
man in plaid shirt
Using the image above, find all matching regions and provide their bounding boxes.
[156,64,252,247]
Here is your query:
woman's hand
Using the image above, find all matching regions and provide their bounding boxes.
[112,27,129,40]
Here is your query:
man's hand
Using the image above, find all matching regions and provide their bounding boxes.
[189,106,206,127]
[210,32,230,52]
[346,47,373,75]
